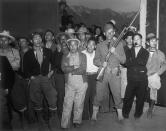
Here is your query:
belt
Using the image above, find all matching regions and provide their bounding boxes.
[86,72,97,75]
[106,67,120,75]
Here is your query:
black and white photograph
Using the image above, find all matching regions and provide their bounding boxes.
[0,0,166,131]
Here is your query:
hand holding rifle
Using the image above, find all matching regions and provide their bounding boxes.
[96,9,140,82]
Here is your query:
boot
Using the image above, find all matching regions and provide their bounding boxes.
[36,110,49,131]
[147,100,155,118]
[117,109,124,121]
[19,109,28,129]
[48,110,60,130]
[91,106,99,121]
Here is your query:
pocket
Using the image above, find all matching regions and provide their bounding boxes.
[112,68,121,77]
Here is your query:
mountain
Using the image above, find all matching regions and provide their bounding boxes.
[68,5,137,31]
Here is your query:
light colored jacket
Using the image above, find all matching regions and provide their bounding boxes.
[61,51,87,83]
[146,49,166,76]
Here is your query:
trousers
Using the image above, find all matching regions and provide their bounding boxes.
[122,80,148,118]
[93,71,122,109]
[61,81,87,128]
[30,75,57,110]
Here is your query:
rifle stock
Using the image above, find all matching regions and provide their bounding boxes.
[96,66,105,82]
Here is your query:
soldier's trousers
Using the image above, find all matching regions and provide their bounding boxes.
[93,72,122,109]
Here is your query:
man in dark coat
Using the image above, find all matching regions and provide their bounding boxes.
[23,32,59,130]
[0,55,14,130]
[122,33,149,119]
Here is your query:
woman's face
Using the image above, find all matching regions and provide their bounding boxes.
[45,31,54,41]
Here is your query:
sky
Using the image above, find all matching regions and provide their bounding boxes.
[67,0,141,12]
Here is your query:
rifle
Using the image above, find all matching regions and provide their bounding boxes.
[96,10,140,82]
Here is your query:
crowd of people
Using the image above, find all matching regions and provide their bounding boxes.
[0,20,166,131]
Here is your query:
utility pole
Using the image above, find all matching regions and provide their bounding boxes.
[156,0,160,49]
[140,0,147,48]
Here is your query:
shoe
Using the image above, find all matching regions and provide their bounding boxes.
[48,110,60,130]
[147,109,153,119]
[122,113,129,119]
[91,106,99,121]
[19,110,29,129]
[36,110,49,131]
[73,123,81,128]
[117,109,124,121]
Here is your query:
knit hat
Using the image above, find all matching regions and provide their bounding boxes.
[104,22,115,32]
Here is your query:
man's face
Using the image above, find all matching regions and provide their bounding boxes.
[105,28,115,40]
[19,38,28,49]
[33,34,42,47]
[126,36,133,46]
[133,35,142,47]
[68,33,75,39]
[45,32,54,41]
[69,41,78,53]
[60,35,67,44]
[0,37,10,48]
[149,38,157,48]
[78,33,86,41]
[87,40,95,53]
[1,37,9,45]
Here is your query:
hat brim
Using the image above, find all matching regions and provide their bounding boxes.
[76,31,88,34]
[0,33,15,41]
[56,32,70,39]
[146,36,157,41]
[67,39,80,47]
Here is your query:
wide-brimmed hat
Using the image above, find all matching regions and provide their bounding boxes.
[56,32,69,41]
[65,28,75,34]
[147,33,156,41]
[0,30,15,41]
[67,38,80,47]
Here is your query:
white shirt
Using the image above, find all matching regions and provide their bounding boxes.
[82,50,99,73]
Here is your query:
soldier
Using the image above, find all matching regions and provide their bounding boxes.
[92,22,126,121]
